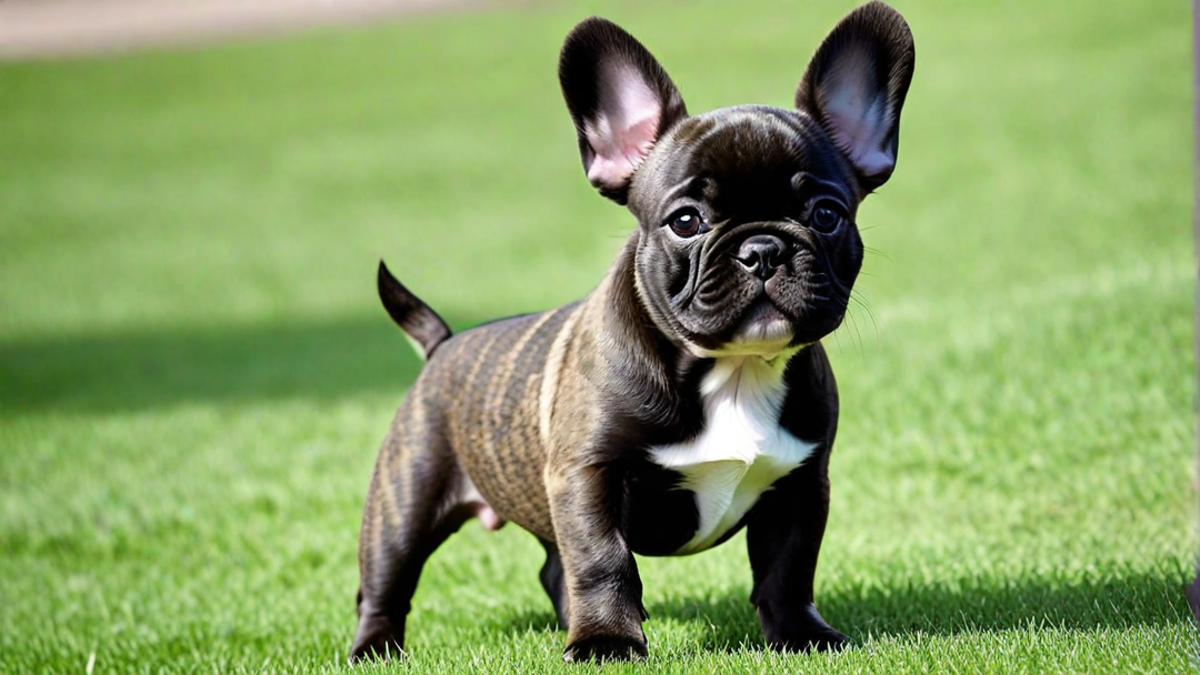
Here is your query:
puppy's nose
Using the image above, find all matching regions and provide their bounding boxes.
[735,234,787,280]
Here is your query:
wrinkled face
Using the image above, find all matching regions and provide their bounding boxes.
[628,106,864,357]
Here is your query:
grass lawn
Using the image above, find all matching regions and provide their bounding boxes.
[0,0,1193,673]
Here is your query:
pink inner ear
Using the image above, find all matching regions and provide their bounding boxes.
[583,63,663,190]
[821,48,895,177]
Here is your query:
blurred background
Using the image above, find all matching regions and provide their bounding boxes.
[0,1,1191,673]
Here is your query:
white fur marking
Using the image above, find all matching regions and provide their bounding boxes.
[649,356,818,554]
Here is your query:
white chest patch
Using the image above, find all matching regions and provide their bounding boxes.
[649,355,817,555]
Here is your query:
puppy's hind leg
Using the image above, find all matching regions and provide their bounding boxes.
[538,538,570,630]
[350,403,474,662]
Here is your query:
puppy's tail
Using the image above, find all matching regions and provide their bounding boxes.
[377,260,452,360]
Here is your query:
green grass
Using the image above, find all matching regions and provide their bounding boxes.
[0,0,1193,673]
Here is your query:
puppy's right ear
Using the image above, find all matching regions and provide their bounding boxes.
[559,17,687,204]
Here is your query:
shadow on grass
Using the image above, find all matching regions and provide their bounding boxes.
[0,314,486,415]
[819,570,1191,638]
[496,569,1190,654]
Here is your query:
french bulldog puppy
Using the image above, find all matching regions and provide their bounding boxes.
[351,1,914,663]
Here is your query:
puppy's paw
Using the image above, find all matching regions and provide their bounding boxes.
[348,637,407,664]
[348,615,407,663]
[770,625,849,653]
[563,635,647,663]
[760,603,849,654]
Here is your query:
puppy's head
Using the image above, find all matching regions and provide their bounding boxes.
[559,2,914,356]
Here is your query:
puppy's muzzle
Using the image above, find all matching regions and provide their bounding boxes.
[735,234,789,281]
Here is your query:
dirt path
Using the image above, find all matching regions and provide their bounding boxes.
[0,0,489,60]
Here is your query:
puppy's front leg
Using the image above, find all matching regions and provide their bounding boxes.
[746,456,848,653]
[546,461,647,662]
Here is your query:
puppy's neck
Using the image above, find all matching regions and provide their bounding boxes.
[590,234,682,388]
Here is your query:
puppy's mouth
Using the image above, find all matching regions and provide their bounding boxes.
[706,298,796,357]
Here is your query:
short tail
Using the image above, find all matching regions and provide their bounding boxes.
[377,260,452,360]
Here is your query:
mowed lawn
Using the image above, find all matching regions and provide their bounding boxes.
[0,1,1193,673]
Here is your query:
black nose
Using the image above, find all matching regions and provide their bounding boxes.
[735,234,788,280]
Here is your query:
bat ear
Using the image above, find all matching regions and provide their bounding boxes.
[559,17,688,204]
[796,1,915,190]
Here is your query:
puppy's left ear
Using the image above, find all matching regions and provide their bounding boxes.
[796,1,915,190]
[559,17,688,204]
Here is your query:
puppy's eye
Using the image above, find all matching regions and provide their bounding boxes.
[808,201,844,234]
[666,208,706,238]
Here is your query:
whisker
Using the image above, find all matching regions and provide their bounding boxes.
[850,290,880,343]
[845,300,865,355]
[862,245,892,262]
